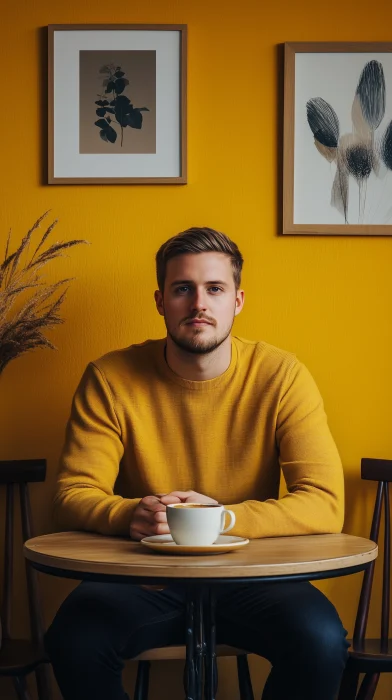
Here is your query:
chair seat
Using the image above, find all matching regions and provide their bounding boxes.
[132,644,250,662]
[347,638,392,670]
[0,638,49,676]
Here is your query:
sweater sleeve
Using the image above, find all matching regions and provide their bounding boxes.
[226,361,344,539]
[53,363,140,535]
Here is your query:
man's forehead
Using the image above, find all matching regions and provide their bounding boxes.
[165,252,232,279]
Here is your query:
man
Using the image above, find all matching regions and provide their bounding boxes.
[45,227,348,700]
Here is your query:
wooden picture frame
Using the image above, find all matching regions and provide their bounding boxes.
[48,24,187,185]
[283,42,392,235]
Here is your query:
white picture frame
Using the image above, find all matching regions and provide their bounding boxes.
[48,24,187,185]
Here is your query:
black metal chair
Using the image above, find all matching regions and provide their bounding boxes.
[338,457,392,700]
[0,459,52,700]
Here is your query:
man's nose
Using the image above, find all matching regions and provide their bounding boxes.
[190,289,208,311]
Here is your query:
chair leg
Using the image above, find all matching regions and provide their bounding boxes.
[134,660,150,700]
[35,663,53,700]
[337,665,360,700]
[13,676,33,700]
[356,673,380,700]
[237,655,254,700]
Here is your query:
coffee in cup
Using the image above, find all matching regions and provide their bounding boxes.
[166,503,236,546]
[171,504,218,509]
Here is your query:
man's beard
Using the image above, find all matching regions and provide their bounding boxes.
[165,316,235,355]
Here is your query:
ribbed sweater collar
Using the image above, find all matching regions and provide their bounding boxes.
[155,337,238,392]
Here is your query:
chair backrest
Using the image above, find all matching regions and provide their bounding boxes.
[0,459,46,645]
[353,458,392,650]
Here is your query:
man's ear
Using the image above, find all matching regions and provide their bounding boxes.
[154,290,164,316]
[234,289,245,317]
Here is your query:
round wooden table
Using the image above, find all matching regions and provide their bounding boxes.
[24,532,377,700]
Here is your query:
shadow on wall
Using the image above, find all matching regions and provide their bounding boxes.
[315,469,382,638]
[343,469,378,538]
[275,43,285,237]
[38,26,48,187]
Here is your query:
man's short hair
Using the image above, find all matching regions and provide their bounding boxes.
[156,227,244,292]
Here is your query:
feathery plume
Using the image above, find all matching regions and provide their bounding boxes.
[0,213,88,375]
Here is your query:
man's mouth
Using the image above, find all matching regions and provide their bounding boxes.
[187,320,210,324]
[184,318,213,326]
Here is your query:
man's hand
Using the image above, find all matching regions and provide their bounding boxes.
[164,490,218,505]
[130,491,218,541]
[130,494,182,541]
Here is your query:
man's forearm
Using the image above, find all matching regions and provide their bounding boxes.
[226,486,344,540]
[53,485,140,536]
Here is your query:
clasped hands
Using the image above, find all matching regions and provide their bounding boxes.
[130,490,217,541]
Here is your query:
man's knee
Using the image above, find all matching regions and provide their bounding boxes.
[45,614,105,670]
[306,614,348,663]
[45,593,123,674]
[289,597,349,670]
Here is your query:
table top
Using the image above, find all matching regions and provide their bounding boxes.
[24,531,378,583]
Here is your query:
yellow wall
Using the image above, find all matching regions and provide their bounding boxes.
[1,0,392,698]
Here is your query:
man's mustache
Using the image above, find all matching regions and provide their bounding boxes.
[182,314,216,326]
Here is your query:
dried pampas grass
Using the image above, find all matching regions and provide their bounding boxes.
[0,211,88,375]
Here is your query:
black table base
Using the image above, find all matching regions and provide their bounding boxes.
[185,587,217,700]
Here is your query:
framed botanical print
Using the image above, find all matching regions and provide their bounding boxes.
[48,24,187,184]
[283,42,392,234]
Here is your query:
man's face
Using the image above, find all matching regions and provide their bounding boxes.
[155,252,244,354]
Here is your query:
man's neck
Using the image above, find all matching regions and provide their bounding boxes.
[164,336,232,381]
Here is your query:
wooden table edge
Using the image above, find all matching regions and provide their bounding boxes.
[23,537,378,580]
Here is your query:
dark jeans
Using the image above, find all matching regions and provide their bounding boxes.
[45,580,349,700]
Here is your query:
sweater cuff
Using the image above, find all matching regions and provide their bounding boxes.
[106,497,141,536]
[223,502,254,539]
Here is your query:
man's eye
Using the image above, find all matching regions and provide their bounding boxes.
[209,287,222,293]
[175,286,190,294]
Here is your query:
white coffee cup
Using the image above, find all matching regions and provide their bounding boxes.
[166,503,236,546]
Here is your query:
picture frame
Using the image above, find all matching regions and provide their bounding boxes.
[283,42,392,235]
[48,24,187,185]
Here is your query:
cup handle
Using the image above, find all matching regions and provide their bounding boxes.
[220,509,236,534]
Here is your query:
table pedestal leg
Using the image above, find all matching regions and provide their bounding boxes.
[204,588,217,700]
[184,587,217,700]
[194,591,205,700]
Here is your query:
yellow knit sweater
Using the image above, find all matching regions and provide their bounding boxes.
[54,337,344,539]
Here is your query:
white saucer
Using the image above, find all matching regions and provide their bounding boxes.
[140,534,249,555]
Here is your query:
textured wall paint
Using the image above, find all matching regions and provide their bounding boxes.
[0,0,392,697]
